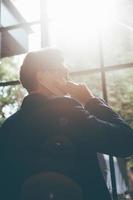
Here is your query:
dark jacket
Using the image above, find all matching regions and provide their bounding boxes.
[0,93,133,200]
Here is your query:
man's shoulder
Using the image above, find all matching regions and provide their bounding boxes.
[1,110,21,130]
[49,96,82,107]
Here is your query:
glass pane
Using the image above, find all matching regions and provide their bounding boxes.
[107,68,133,128]
[29,24,41,51]
[102,0,133,66]
[3,0,40,23]
[1,0,40,27]
[0,85,26,125]
[102,24,133,66]
[48,0,105,71]
[118,0,133,30]
[105,68,133,200]
[1,0,19,26]
[70,72,102,97]
[127,157,133,200]
[49,21,100,71]
[1,24,41,58]
[103,155,128,199]
[0,55,24,81]
[0,55,27,125]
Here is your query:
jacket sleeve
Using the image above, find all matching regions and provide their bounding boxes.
[84,98,125,125]
[71,98,133,157]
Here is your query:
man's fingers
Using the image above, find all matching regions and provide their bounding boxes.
[66,81,80,92]
[67,81,79,88]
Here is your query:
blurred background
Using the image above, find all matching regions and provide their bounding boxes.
[0,0,133,199]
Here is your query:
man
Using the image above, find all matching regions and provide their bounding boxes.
[0,48,133,200]
[21,172,83,200]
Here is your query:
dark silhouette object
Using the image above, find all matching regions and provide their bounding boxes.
[21,172,83,200]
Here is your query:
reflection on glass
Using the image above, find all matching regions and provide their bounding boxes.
[103,155,128,198]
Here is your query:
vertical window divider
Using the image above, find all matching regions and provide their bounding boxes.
[98,29,118,200]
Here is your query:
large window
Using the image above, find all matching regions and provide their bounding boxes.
[1,0,133,199]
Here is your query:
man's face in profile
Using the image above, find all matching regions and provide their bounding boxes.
[54,65,69,81]
[37,64,69,96]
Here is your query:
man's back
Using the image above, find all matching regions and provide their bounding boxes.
[1,93,133,200]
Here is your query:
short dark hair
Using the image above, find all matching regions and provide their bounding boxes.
[20,48,64,92]
[21,172,83,200]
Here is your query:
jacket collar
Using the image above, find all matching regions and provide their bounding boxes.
[21,93,48,110]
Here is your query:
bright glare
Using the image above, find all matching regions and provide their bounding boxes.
[48,0,117,27]
[48,0,117,43]
[11,0,117,50]
[47,0,118,68]
[11,0,40,22]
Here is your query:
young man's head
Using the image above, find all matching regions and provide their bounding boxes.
[20,48,68,96]
[21,172,83,200]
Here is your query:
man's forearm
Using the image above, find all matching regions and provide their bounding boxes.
[84,98,125,125]
[82,97,133,157]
